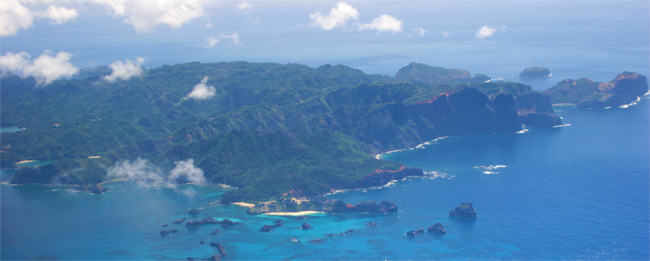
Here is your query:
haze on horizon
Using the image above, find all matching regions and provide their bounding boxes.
[1,0,649,82]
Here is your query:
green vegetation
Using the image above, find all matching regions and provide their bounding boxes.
[544,72,648,108]
[1,61,561,202]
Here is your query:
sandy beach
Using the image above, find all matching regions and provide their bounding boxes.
[232,202,255,208]
[262,211,325,216]
[15,160,36,165]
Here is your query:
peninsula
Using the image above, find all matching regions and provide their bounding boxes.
[5,61,637,212]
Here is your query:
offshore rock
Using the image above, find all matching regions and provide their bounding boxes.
[301,222,313,230]
[173,217,187,224]
[428,223,446,234]
[449,202,478,218]
[188,208,200,215]
[519,67,551,78]
[406,230,418,237]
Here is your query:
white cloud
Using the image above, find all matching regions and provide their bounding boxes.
[236,2,251,10]
[442,31,450,38]
[309,2,359,31]
[107,158,207,190]
[0,0,34,36]
[41,5,78,24]
[93,0,208,33]
[168,159,206,184]
[0,50,78,85]
[187,77,216,100]
[359,14,403,33]
[0,52,30,73]
[107,158,164,188]
[413,27,426,36]
[475,25,505,39]
[219,33,240,44]
[205,36,220,48]
[103,57,144,82]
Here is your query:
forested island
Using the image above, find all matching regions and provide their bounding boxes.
[1,62,646,213]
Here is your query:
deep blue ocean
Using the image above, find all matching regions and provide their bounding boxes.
[2,95,648,259]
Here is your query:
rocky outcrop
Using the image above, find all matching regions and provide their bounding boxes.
[173,218,187,224]
[301,222,313,230]
[519,67,551,78]
[406,228,424,237]
[185,217,237,228]
[260,219,284,232]
[449,202,478,218]
[209,243,227,256]
[427,223,446,234]
[545,72,648,109]
[188,208,200,215]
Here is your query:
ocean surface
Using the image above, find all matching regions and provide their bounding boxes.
[2,95,648,259]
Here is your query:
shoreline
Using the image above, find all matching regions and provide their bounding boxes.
[261,211,325,216]
[374,136,447,160]
[15,160,36,165]
[232,202,255,208]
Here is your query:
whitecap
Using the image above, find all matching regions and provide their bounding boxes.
[552,124,571,128]
[619,96,641,109]
[474,165,507,170]
[516,128,529,134]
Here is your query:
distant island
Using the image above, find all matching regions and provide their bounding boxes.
[519,67,551,78]
[1,61,646,213]
[545,72,648,109]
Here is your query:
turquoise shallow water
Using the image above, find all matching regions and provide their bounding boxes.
[2,98,648,260]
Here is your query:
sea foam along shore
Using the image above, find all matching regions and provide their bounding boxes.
[374,136,447,160]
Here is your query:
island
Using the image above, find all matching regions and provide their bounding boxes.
[1,61,566,212]
[545,72,648,109]
[519,67,551,78]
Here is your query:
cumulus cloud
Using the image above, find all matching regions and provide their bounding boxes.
[168,159,206,184]
[41,5,78,24]
[236,2,251,10]
[103,57,144,82]
[359,14,403,33]
[219,33,240,44]
[107,158,164,188]
[107,158,207,190]
[0,0,34,36]
[187,77,216,100]
[205,36,220,48]
[413,27,426,36]
[309,2,359,30]
[0,50,78,85]
[93,0,208,33]
[475,25,505,39]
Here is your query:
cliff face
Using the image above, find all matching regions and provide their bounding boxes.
[332,87,549,152]
[545,72,648,109]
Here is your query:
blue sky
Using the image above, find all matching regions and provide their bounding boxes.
[1,0,649,85]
